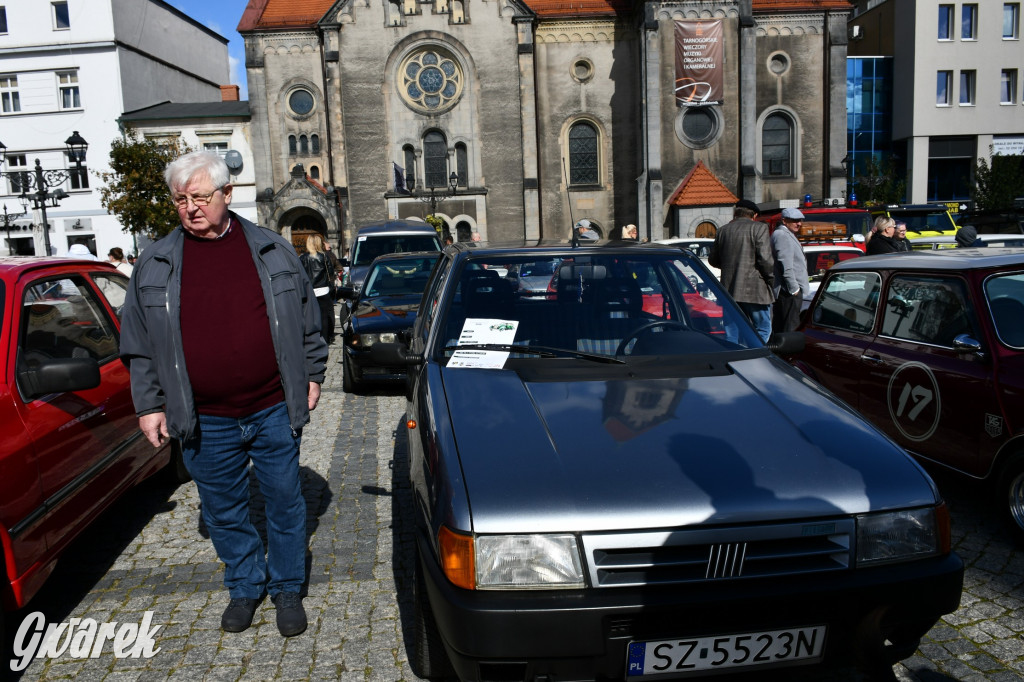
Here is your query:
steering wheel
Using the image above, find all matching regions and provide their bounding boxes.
[615,320,689,356]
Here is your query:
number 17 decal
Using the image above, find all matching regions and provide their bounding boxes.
[886,361,941,442]
[895,382,933,421]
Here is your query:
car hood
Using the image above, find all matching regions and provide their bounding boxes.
[442,356,937,534]
[351,294,421,332]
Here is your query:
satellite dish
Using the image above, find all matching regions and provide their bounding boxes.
[224,150,243,173]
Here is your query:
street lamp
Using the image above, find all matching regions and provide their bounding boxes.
[405,170,459,216]
[0,131,88,256]
[1,203,27,256]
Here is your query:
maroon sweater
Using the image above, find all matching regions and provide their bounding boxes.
[180,219,285,417]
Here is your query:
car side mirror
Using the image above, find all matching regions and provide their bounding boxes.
[18,356,101,399]
[765,331,806,355]
[952,334,983,355]
[337,286,356,300]
[370,341,423,367]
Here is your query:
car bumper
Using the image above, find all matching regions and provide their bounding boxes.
[418,535,963,681]
[343,345,407,381]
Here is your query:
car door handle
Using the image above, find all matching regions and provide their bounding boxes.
[860,354,884,365]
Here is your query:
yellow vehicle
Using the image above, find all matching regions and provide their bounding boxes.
[869,204,958,239]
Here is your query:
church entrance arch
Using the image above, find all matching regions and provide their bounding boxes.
[281,208,327,254]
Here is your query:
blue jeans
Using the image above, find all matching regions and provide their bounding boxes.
[740,302,773,343]
[182,402,306,599]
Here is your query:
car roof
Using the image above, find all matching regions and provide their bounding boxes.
[802,245,864,253]
[368,251,440,265]
[449,240,685,258]
[829,248,1024,272]
[355,219,437,235]
[0,256,117,276]
[872,204,949,212]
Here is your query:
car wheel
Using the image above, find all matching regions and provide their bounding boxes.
[342,353,361,393]
[999,453,1024,542]
[412,556,454,680]
[164,439,192,484]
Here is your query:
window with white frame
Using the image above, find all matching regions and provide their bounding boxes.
[0,75,20,113]
[203,141,228,158]
[0,7,8,34]
[1001,69,1019,103]
[64,150,88,189]
[937,70,953,105]
[962,4,978,39]
[58,71,80,109]
[938,5,954,40]
[960,70,976,105]
[6,153,27,194]
[423,131,448,188]
[52,1,69,30]
[1006,3,1020,39]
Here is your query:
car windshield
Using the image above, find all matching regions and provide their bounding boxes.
[985,272,1024,348]
[435,251,763,362]
[352,234,440,266]
[362,256,436,297]
[897,211,956,233]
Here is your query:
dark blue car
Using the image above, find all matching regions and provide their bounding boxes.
[373,241,963,681]
[338,251,439,392]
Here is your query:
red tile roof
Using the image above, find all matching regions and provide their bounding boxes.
[668,161,738,207]
[526,0,631,18]
[238,0,336,32]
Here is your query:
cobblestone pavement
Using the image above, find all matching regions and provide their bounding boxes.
[4,347,1024,681]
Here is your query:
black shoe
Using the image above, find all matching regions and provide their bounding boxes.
[221,597,259,632]
[272,592,307,637]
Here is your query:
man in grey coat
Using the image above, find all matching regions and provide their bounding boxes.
[709,200,775,343]
[770,207,810,333]
[120,151,328,638]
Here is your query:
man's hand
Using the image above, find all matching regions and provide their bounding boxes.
[308,382,321,411]
[139,412,169,448]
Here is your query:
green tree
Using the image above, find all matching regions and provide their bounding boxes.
[972,152,1024,210]
[97,129,191,241]
[853,155,906,207]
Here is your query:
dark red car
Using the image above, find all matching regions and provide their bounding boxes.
[0,257,183,637]
[793,249,1024,539]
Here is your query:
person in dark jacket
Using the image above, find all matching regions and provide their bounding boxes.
[120,150,328,639]
[866,216,900,254]
[893,221,912,252]
[709,199,775,343]
[955,224,983,248]
[300,234,336,344]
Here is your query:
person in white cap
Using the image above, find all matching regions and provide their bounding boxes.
[770,207,810,333]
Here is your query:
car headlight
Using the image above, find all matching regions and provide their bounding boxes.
[856,506,945,565]
[352,333,379,348]
[475,534,585,589]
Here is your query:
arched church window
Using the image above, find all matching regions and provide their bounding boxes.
[568,121,598,185]
[424,131,448,188]
[455,142,467,187]
[288,135,297,155]
[762,113,794,178]
[311,134,320,154]
[300,135,309,155]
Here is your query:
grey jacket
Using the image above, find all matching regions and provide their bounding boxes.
[770,225,809,298]
[119,213,329,440]
[708,217,775,305]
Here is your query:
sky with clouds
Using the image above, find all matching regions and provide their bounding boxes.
[165,0,251,99]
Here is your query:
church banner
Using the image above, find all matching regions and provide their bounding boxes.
[674,20,724,106]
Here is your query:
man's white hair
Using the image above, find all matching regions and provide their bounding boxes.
[164,150,230,193]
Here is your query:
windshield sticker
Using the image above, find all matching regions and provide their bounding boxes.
[448,319,519,369]
[886,361,941,442]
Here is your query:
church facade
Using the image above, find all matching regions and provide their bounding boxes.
[239,0,852,248]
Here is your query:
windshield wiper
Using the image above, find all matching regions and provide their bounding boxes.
[444,343,626,364]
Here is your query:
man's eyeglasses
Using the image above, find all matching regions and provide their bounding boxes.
[171,188,221,208]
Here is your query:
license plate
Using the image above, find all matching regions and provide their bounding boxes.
[626,625,826,676]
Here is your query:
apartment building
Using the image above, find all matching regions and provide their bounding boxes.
[0,0,230,256]
[850,0,1024,204]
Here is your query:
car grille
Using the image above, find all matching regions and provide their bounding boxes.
[582,520,853,588]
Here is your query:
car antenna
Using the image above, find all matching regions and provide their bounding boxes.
[563,156,579,247]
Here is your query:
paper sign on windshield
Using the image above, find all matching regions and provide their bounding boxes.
[448,319,519,368]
